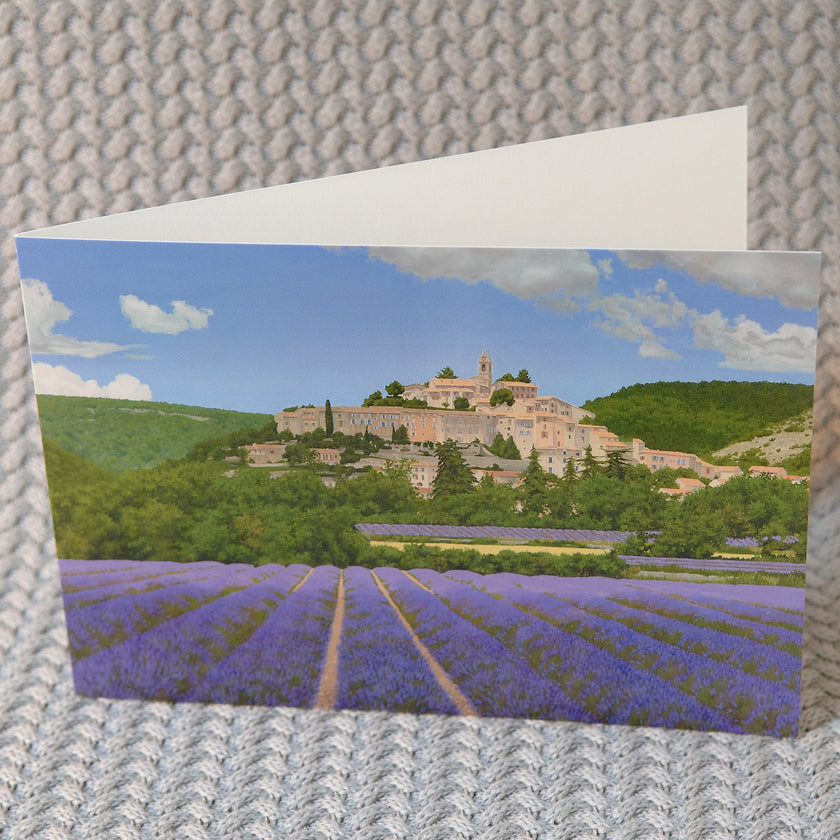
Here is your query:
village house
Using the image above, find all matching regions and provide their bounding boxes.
[244,443,287,464]
[658,476,706,498]
[312,447,341,466]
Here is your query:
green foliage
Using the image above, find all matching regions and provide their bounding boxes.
[651,475,809,559]
[498,370,531,383]
[432,439,476,499]
[284,441,316,465]
[453,397,470,411]
[519,447,550,518]
[391,425,410,444]
[436,366,456,379]
[324,400,334,436]
[363,390,383,405]
[580,446,603,478]
[605,449,630,480]
[362,382,427,409]
[490,388,515,407]
[186,418,280,463]
[582,381,814,460]
[385,380,405,398]
[36,395,273,472]
[735,447,769,472]
[363,544,626,577]
[487,433,521,460]
[779,444,811,476]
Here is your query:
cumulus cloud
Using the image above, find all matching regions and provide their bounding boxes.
[367,247,600,305]
[21,278,128,357]
[32,363,152,400]
[120,295,213,334]
[692,311,817,372]
[616,250,821,310]
[588,289,690,351]
[639,340,680,360]
[367,246,817,371]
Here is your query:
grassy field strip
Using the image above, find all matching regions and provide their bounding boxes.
[373,540,605,556]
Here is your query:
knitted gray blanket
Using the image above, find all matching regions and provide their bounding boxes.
[1,3,838,837]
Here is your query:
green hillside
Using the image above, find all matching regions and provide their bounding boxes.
[36,395,274,472]
[581,381,814,461]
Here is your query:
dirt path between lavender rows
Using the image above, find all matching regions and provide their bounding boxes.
[371,570,476,716]
[314,569,345,710]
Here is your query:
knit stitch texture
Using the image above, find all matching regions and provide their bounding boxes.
[1,2,839,837]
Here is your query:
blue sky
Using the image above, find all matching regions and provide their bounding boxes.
[16,239,820,414]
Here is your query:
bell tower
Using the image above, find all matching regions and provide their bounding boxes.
[476,350,493,394]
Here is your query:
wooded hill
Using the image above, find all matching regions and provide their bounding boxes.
[36,395,274,472]
[582,381,814,466]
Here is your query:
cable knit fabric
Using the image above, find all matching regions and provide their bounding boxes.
[1,2,839,837]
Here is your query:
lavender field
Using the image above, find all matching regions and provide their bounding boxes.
[59,559,804,735]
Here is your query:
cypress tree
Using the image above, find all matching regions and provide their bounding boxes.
[325,399,334,436]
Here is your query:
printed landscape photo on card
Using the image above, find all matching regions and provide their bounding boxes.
[15,109,824,735]
[16,237,821,736]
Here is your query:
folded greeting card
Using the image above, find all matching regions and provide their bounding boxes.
[17,109,821,736]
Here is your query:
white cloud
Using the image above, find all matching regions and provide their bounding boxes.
[588,289,690,344]
[597,258,613,277]
[21,279,128,357]
[616,250,821,310]
[120,295,213,334]
[367,247,600,304]
[692,311,817,372]
[32,363,152,400]
[639,340,680,360]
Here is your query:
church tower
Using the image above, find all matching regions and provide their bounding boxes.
[476,350,493,395]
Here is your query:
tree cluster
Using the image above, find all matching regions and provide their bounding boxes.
[498,369,531,383]
[487,433,521,460]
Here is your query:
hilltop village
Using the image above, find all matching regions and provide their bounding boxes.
[260,352,805,496]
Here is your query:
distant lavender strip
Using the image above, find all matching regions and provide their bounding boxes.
[356,524,800,547]
[336,566,459,714]
[356,524,632,542]
[485,575,804,616]
[185,565,340,708]
[622,556,804,574]
[59,560,220,594]
[72,565,307,701]
[726,536,799,548]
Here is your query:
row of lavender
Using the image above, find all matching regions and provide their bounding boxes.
[619,556,804,574]
[355,523,634,542]
[58,559,804,735]
[355,523,799,549]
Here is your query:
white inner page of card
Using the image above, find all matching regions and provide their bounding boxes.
[18,108,746,251]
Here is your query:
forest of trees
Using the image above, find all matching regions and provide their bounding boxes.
[582,381,814,462]
[44,431,809,569]
[36,395,273,471]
